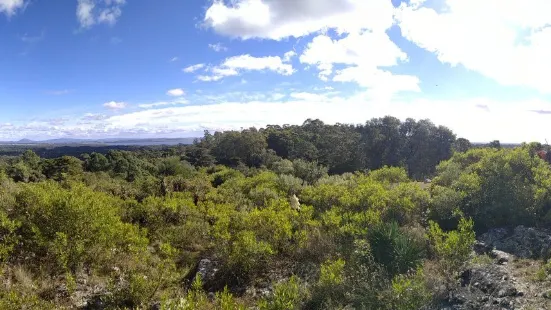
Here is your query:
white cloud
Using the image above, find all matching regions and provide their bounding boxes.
[209,43,228,52]
[170,57,179,62]
[204,0,394,40]
[166,88,185,97]
[77,0,126,28]
[138,98,188,109]
[183,63,205,73]
[0,0,25,17]
[82,113,109,121]
[300,31,420,96]
[4,91,551,143]
[198,54,294,82]
[289,92,336,102]
[103,101,127,110]
[204,1,416,96]
[397,0,551,93]
[283,50,296,62]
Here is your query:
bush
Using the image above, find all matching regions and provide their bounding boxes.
[386,268,432,310]
[292,159,328,184]
[368,222,426,277]
[8,182,149,275]
[370,166,409,184]
[258,275,303,310]
[428,217,475,276]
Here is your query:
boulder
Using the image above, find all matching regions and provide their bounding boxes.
[479,226,551,259]
[433,265,519,309]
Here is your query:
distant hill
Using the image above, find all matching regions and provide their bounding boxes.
[0,137,198,146]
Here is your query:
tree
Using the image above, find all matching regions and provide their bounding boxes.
[185,145,216,167]
[84,152,110,172]
[488,140,501,149]
[452,138,472,153]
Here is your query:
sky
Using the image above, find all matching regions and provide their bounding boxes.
[1,0,551,142]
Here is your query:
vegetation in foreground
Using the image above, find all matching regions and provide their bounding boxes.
[0,117,549,309]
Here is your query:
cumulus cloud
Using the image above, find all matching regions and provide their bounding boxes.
[204,0,394,40]
[166,88,185,97]
[183,63,205,73]
[209,43,228,52]
[0,0,25,17]
[204,1,416,97]
[300,31,419,96]
[82,113,109,121]
[397,0,551,93]
[77,0,126,28]
[197,54,294,82]
[283,50,296,62]
[103,101,127,110]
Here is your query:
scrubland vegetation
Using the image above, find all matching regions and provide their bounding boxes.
[0,117,549,309]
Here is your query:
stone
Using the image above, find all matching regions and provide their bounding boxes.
[192,258,220,290]
[479,226,551,259]
[490,249,510,265]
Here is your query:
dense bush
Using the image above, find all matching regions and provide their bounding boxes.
[0,137,548,308]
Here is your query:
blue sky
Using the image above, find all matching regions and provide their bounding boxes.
[1,0,551,142]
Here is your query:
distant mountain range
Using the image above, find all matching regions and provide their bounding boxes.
[0,137,198,146]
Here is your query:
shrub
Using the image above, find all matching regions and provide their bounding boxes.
[369,166,409,184]
[428,217,475,276]
[258,275,303,310]
[368,222,426,277]
[9,182,149,275]
[386,268,432,310]
[292,159,328,184]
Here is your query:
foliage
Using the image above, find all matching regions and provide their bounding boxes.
[431,147,551,230]
[0,130,549,309]
[368,222,426,277]
[387,268,432,310]
[428,217,476,275]
[258,276,303,310]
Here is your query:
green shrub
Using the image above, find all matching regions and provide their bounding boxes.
[368,222,426,277]
[0,289,57,310]
[9,182,149,275]
[258,275,303,310]
[369,166,409,184]
[428,217,475,275]
[387,268,432,310]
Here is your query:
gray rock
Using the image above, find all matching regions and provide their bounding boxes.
[474,241,493,255]
[490,250,510,265]
[479,226,551,259]
[194,258,219,287]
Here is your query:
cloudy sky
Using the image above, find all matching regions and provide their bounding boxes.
[1,0,551,142]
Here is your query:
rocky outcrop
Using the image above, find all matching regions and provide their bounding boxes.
[479,226,551,259]
[438,264,523,309]
[434,226,551,310]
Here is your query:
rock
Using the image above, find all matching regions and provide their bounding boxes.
[479,226,551,259]
[497,287,517,298]
[490,250,510,265]
[474,241,493,255]
[433,264,521,310]
[191,258,220,290]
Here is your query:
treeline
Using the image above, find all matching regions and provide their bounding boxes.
[186,117,467,179]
